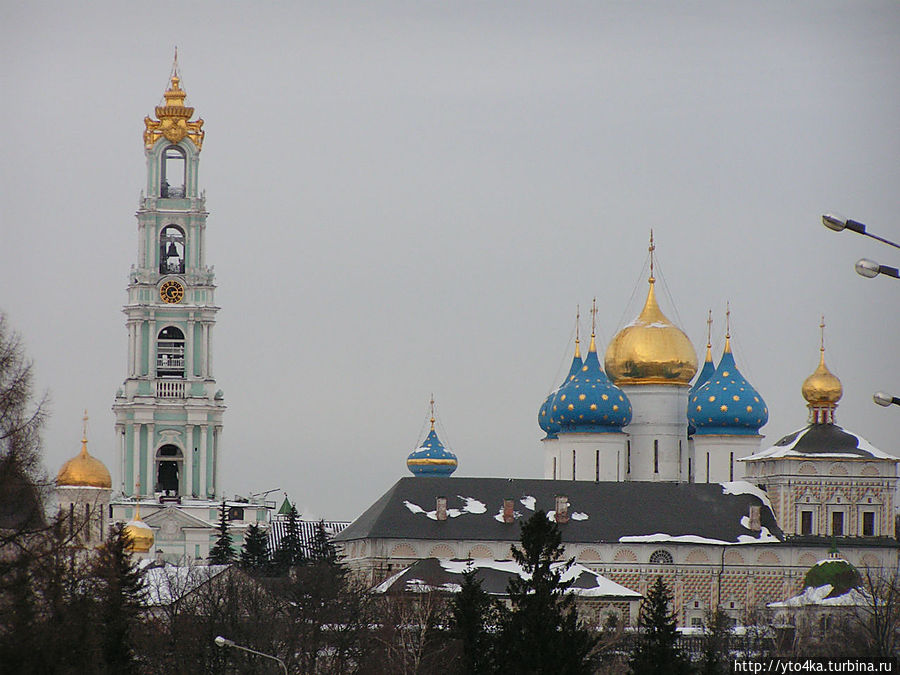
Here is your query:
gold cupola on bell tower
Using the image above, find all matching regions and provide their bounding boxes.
[143,49,205,150]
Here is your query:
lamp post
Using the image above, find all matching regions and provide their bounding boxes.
[855,258,900,281]
[873,392,900,408]
[822,214,900,249]
[214,635,288,675]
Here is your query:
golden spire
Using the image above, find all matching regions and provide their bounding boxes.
[574,305,581,359]
[724,302,732,353]
[429,394,435,431]
[648,230,656,283]
[588,298,598,353]
[144,49,205,149]
[705,310,713,362]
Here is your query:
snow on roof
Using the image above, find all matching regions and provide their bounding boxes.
[743,425,896,462]
[721,481,773,511]
[403,496,487,520]
[768,584,870,609]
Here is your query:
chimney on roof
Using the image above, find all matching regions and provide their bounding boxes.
[555,495,569,524]
[748,505,761,532]
[502,498,515,524]
[436,496,447,521]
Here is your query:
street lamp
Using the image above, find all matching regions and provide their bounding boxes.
[214,635,288,675]
[873,392,900,408]
[855,258,900,281]
[822,214,900,249]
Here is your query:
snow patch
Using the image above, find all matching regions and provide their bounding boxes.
[768,584,870,608]
[520,496,536,511]
[619,533,731,546]
[460,496,487,514]
[571,511,589,521]
[720,481,773,510]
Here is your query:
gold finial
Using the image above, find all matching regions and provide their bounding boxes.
[705,310,713,362]
[724,302,732,353]
[589,298,598,353]
[819,315,826,353]
[134,479,142,519]
[648,230,656,283]
[429,394,435,431]
[574,305,581,359]
[144,52,205,150]
[81,409,89,444]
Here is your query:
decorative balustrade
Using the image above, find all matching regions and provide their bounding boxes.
[156,380,185,398]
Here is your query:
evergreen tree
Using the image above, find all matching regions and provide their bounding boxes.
[629,576,691,675]
[698,606,733,675]
[496,510,597,674]
[448,567,498,675]
[273,503,306,573]
[208,500,236,564]
[309,519,337,563]
[240,521,270,573]
[93,523,147,673]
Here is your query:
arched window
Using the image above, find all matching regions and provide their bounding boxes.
[161,145,186,197]
[156,444,183,494]
[649,549,674,565]
[157,326,185,378]
[159,225,185,274]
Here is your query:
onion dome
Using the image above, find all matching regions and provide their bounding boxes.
[57,412,111,489]
[123,517,154,554]
[688,331,768,435]
[691,311,716,395]
[407,399,458,476]
[553,305,632,431]
[802,318,843,424]
[802,554,860,598]
[604,236,698,385]
[539,334,583,439]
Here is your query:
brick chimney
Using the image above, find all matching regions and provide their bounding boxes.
[748,505,761,532]
[436,496,447,521]
[502,498,515,524]
[555,495,569,524]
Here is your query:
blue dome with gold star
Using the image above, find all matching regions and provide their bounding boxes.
[552,334,632,431]
[539,340,583,439]
[407,427,458,476]
[688,339,768,435]
[688,340,717,436]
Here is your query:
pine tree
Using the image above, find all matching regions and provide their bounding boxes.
[496,510,597,674]
[240,521,270,573]
[208,500,237,564]
[93,523,147,673]
[698,606,733,675]
[629,576,691,675]
[449,568,498,675]
[273,503,305,573]
[309,519,337,563]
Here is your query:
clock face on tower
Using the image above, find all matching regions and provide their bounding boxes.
[159,280,185,304]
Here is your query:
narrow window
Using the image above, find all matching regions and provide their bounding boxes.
[800,510,813,535]
[862,511,875,536]
[729,452,734,481]
[653,440,659,473]
[688,457,692,482]
[626,441,631,474]
[595,449,600,482]
[572,450,576,480]
[552,456,557,480]
[832,511,844,536]
[706,452,710,483]
[678,440,682,467]
[161,145,186,197]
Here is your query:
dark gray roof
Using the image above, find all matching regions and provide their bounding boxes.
[267,518,349,556]
[773,424,885,458]
[334,477,783,545]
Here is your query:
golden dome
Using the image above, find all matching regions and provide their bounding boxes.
[123,518,154,553]
[802,350,842,405]
[605,278,698,385]
[57,421,111,489]
[143,50,205,150]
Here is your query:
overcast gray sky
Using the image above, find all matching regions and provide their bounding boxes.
[2,1,899,520]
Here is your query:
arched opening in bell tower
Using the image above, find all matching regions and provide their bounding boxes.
[159,225,185,274]
[156,444,182,494]
[160,145,186,197]
[157,326,185,378]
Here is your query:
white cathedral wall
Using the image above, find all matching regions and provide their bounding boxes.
[691,435,763,484]
[547,433,628,482]
[620,384,690,481]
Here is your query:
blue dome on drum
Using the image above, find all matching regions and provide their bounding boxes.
[407,402,458,476]
[539,339,583,439]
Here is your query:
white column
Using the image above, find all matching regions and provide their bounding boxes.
[148,318,157,380]
[199,424,208,498]
[207,323,214,377]
[131,423,141,495]
[186,316,195,379]
[213,425,221,499]
[146,423,155,494]
[117,425,125,493]
[129,323,137,376]
[185,423,194,497]
[202,323,209,377]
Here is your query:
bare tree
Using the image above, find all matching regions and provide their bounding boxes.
[850,564,900,658]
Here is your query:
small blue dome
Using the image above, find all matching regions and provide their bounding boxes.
[688,340,768,435]
[539,341,583,439]
[552,336,632,431]
[407,428,458,476]
[687,346,716,436]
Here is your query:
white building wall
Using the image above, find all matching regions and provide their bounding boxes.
[691,435,763,484]
[620,384,690,481]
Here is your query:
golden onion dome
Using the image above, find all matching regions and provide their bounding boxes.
[604,277,698,385]
[57,429,111,489]
[123,518,154,553]
[802,349,842,405]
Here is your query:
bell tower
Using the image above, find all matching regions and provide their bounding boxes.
[112,57,224,501]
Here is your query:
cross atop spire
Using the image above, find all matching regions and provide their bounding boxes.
[429,394,435,431]
[82,409,89,444]
[706,309,713,349]
[574,305,581,358]
[725,302,731,339]
[590,298,598,338]
[648,230,656,283]
[820,315,826,353]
